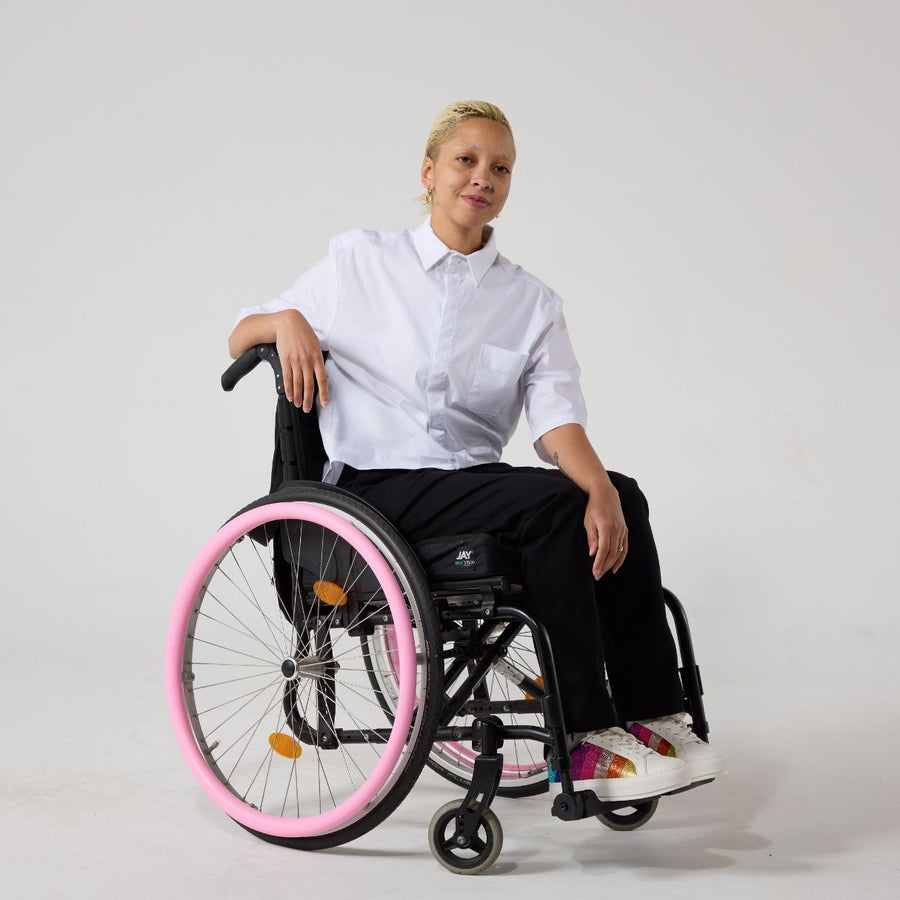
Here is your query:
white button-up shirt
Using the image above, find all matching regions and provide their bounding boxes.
[236,220,587,482]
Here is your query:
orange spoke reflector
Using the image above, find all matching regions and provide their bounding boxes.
[313,580,348,606]
[269,732,303,759]
[524,676,544,700]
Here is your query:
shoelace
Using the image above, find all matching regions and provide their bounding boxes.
[640,714,700,745]
[585,728,656,758]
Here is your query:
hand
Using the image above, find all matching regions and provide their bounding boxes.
[274,310,329,412]
[584,479,628,579]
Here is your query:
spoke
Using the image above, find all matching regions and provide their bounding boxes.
[249,685,293,811]
[218,680,284,782]
[316,698,366,792]
[214,557,286,655]
[191,636,279,667]
[292,677,338,812]
[285,519,311,658]
[196,603,282,661]
[194,681,285,717]
[330,682,392,757]
[247,524,290,655]
[189,660,272,668]
[280,731,302,818]
[284,519,320,656]
[203,672,283,743]
[333,677,399,720]
[191,670,276,691]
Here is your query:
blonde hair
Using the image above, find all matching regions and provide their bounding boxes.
[420,100,513,208]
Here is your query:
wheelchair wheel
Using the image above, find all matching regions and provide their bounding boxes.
[428,799,503,875]
[596,797,659,831]
[428,622,549,798]
[165,484,442,849]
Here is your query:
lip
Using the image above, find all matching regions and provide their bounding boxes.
[461,194,490,209]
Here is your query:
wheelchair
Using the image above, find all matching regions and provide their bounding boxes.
[165,344,712,874]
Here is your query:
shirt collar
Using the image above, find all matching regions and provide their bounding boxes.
[412,220,499,286]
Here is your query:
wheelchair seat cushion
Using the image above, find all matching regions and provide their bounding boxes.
[414,533,521,582]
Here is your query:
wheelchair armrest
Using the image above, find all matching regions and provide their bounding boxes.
[221,344,329,398]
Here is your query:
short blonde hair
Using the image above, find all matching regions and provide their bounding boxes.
[420,100,513,208]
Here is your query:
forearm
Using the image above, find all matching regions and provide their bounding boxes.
[540,423,613,495]
[228,308,328,410]
[228,313,279,359]
[228,310,314,359]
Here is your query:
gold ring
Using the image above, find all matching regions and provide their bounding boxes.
[617,545,624,553]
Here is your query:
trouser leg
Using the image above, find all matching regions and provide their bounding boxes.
[596,473,684,722]
[338,464,682,732]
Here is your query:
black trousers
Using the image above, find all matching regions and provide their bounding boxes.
[338,463,684,733]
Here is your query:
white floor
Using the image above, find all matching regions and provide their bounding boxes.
[2,626,898,900]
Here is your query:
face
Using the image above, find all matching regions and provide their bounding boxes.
[421,118,516,248]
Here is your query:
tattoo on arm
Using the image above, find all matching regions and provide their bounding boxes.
[553,451,570,480]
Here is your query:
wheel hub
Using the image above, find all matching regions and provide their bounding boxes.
[281,655,336,681]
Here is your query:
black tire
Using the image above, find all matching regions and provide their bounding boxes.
[176,482,442,851]
[428,800,504,875]
[596,796,659,831]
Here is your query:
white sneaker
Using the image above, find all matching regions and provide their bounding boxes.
[548,726,690,802]
[629,713,728,782]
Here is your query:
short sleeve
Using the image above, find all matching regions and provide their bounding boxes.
[233,254,338,349]
[523,300,588,463]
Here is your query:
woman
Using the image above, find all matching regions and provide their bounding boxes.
[229,100,727,803]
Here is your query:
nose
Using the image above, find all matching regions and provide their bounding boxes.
[472,165,493,191]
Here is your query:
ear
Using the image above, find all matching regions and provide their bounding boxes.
[421,155,434,191]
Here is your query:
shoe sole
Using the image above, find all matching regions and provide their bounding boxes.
[685,757,729,783]
[549,767,690,803]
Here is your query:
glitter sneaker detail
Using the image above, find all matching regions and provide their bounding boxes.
[629,713,728,782]
[547,740,637,784]
[628,722,677,757]
[547,727,691,800]
[572,741,637,779]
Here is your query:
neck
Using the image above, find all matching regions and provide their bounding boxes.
[429,216,486,255]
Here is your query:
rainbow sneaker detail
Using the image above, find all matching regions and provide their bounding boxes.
[548,726,689,802]
[629,713,728,782]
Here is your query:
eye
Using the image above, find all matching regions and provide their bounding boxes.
[494,165,511,175]
[456,155,473,164]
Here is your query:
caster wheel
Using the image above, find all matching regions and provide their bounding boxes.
[596,796,659,831]
[428,799,503,874]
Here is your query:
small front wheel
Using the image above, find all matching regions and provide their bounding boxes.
[596,796,659,831]
[428,800,503,875]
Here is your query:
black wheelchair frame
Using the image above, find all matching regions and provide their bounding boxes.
[214,343,711,873]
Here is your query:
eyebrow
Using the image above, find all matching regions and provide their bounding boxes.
[454,142,516,160]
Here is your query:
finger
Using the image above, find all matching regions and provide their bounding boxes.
[596,529,628,579]
[611,532,629,574]
[281,358,293,403]
[584,518,598,557]
[600,545,618,579]
[592,540,613,580]
[315,358,329,407]
[593,554,611,580]
[293,363,305,409]
[591,524,612,579]
[301,362,315,412]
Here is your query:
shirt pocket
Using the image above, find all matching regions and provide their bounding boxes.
[466,343,529,416]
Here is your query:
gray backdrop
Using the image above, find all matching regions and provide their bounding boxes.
[2,1,898,896]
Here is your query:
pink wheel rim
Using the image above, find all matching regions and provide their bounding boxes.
[165,502,417,838]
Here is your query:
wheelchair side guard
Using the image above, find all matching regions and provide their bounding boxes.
[663,588,709,742]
